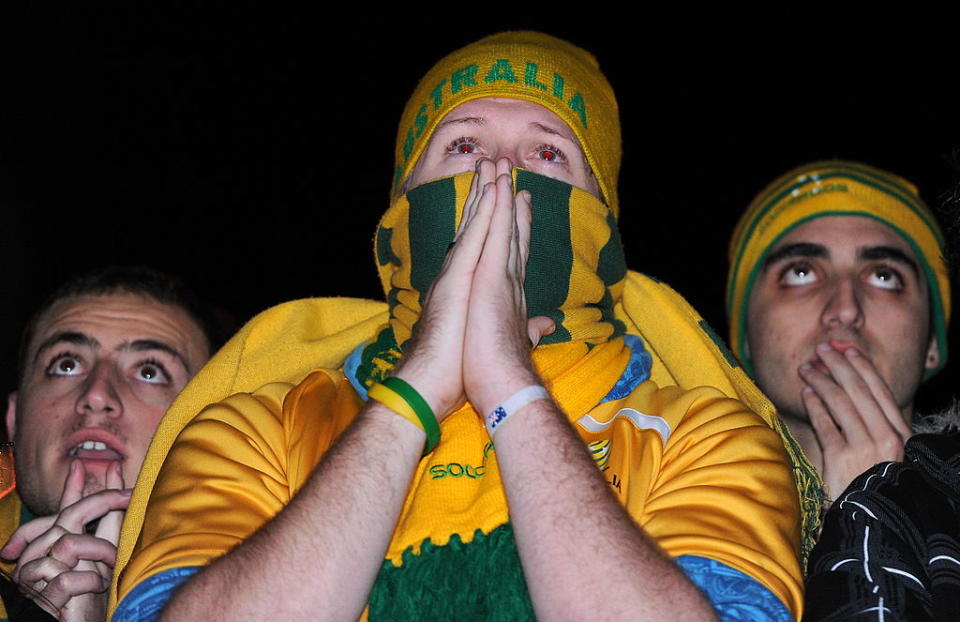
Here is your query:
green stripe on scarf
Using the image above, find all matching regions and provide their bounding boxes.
[408,177,458,304]
[595,210,627,337]
[517,168,574,345]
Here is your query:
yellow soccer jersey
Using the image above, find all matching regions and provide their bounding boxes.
[117,366,802,619]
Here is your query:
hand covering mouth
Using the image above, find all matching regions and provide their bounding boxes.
[67,440,125,461]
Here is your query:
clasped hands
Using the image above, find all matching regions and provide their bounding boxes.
[394,158,555,422]
[1,460,129,622]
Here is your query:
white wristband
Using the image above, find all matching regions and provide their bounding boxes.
[485,385,551,435]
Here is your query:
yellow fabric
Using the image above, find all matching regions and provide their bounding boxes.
[726,160,951,377]
[115,345,802,619]
[617,272,824,564]
[0,490,22,620]
[107,297,389,614]
[108,275,812,618]
[392,31,621,216]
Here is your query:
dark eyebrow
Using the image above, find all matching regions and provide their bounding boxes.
[31,332,192,374]
[33,331,98,366]
[762,242,828,270]
[859,245,920,278]
[123,340,193,374]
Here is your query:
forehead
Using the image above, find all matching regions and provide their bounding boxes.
[433,97,580,140]
[773,215,916,259]
[29,293,208,366]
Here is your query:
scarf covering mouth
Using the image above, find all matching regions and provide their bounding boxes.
[726,160,951,379]
[357,168,627,391]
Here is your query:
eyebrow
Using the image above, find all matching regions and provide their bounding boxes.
[32,331,192,373]
[859,245,920,278]
[126,339,194,374]
[762,242,920,279]
[433,118,574,142]
[33,331,97,365]
[762,242,827,270]
[529,121,573,141]
[435,116,484,131]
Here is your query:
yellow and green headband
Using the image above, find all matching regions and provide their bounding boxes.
[727,160,951,378]
[392,30,621,217]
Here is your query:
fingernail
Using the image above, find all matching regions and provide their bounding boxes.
[803,386,814,395]
[121,488,133,496]
[799,363,812,372]
[845,347,860,357]
[816,343,832,352]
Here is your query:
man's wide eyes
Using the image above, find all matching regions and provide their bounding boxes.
[778,262,818,286]
[134,359,171,385]
[47,353,83,376]
[865,266,903,290]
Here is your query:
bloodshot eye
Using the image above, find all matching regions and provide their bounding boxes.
[536,144,565,163]
[447,137,478,155]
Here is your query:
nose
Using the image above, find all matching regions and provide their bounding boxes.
[820,276,864,330]
[75,363,123,418]
[483,149,515,171]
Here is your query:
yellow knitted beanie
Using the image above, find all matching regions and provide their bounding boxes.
[727,160,951,378]
[391,31,621,216]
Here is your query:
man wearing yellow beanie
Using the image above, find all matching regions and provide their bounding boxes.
[727,160,952,508]
[110,32,804,621]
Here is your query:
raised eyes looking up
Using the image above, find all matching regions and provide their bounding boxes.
[778,261,817,286]
[43,350,175,387]
[774,259,906,292]
[444,136,567,165]
[864,266,904,290]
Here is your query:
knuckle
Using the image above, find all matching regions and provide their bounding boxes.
[876,436,904,457]
[49,534,79,559]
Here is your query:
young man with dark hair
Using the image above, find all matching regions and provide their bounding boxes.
[0,266,217,622]
[727,161,951,514]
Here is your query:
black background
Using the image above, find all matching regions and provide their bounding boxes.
[2,8,957,415]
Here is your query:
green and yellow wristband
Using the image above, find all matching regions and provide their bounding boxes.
[368,377,440,455]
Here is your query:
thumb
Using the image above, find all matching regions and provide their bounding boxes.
[527,316,556,347]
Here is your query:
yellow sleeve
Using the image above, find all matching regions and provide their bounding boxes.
[638,385,803,618]
[116,370,361,603]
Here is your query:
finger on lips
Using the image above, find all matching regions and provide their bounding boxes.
[58,459,87,510]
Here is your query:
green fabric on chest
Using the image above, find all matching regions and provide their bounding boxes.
[368,523,535,622]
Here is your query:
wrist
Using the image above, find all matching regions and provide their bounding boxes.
[392,361,458,419]
[469,367,543,417]
[485,385,552,436]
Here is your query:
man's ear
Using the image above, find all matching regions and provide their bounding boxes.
[924,336,941,371]
[5,392,17,441]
